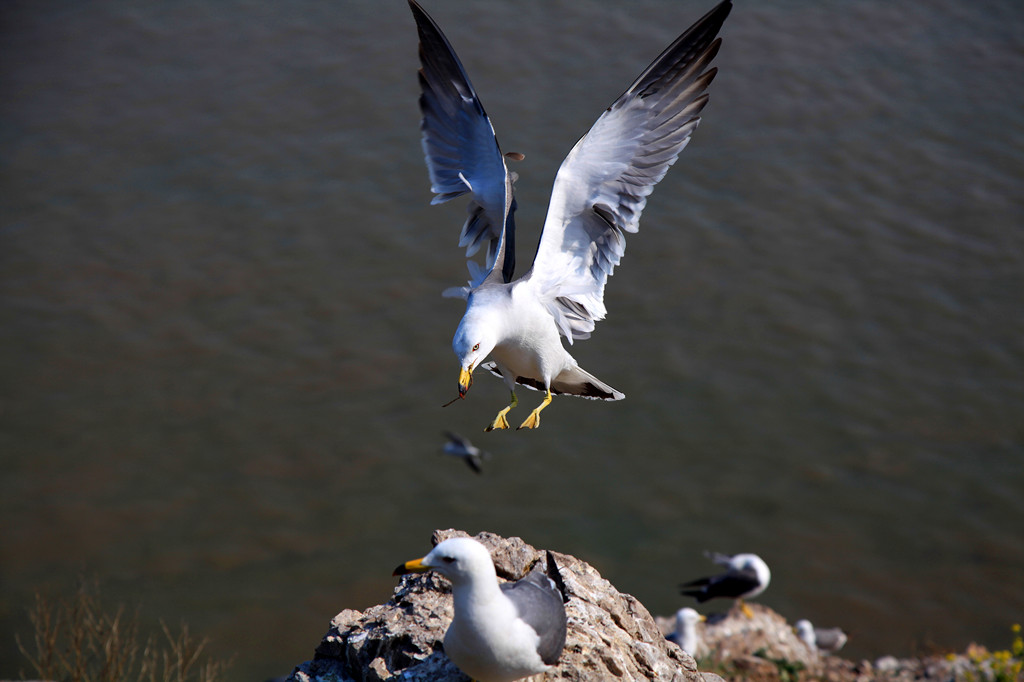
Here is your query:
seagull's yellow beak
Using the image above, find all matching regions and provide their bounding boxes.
[393,556,430,576]
[458,366,473,397]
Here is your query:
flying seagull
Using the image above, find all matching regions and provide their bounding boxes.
[442,431,489,474]
[408,0,733,430]
[394,537,568,682]
[680,552,770,618]
[795,619,848,655]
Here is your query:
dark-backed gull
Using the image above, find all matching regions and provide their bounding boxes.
[680,552,770,618]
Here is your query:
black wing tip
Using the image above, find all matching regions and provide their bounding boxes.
[408,0,437,39]
[680,575,711,588]
[680,588,712,602]
[624,0,733,102]
[546,551,570,604]
[407,0,429,23]
[707,0,734,27]
[674,0,734,49]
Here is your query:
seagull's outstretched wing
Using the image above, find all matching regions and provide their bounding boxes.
[680,567,761,602]
[443,430,471,450]
[408,0,516,288]
[525,0,731,341]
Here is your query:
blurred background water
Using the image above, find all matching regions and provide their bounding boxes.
[2,0,1022,680]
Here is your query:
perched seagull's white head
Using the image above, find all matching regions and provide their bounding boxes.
[393,537,496,586]
[795,619,817,651]
[672,607,705,656]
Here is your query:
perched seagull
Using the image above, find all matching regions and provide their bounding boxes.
[795,619,848,655]
[667,606,705,657]
[442,431,489,474]
[394,537,568,682]
[408,0,733,430]
[680,552,771,618]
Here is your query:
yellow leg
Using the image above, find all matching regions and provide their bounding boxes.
[739,599,754,619]
[517,390,552,430]
[485,391,517,431]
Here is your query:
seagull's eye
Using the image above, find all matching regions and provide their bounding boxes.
[472,343,480,352]
[441,556,456,564]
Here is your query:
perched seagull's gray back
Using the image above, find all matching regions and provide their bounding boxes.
[797,619,848,654]
[500,553,568,665]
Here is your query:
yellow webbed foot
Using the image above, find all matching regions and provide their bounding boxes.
[516,390,552,430]
[485,391,517,432]
[517,409,541,430]
[485,408,511,431]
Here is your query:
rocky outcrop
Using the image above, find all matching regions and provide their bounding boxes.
[657,602,820,673]
[285,528,1017,682]
[654,604,1013,682]
[288,529,718,682]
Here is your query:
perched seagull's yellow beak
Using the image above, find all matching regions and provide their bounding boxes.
[393,556,430,576]
[458,366,473,397]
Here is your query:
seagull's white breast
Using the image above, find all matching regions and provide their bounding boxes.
[486,281,574,382]
[445,587,548,682]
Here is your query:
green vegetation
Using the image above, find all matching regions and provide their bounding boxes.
[953,623,1023,682]
[752,648,806,682]
[15,580,233,682]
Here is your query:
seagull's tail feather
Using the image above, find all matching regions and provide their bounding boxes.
[481,363,625,401]
[550,366,625,401]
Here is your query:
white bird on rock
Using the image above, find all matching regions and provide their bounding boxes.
[667,606,706,657]
[394,537,568,682]
[796,618,848,655]
[408,0,733,431]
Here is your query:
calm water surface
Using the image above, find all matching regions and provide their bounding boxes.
[2,1,1023,680]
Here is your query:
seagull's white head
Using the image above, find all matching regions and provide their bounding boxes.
[673,607,705,656]
[675,607,704,629]
[393,537,496,587]
[452,303,500,397]
[729,553,771,595]
[795,619,817,650]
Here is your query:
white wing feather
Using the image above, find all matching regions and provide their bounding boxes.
[525,1,731,341]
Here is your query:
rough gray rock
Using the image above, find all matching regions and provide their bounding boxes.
[657,602,820,678]
[702,603,816,668]
[288,529,706,682]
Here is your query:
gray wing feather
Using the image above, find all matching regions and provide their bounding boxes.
[500,560,567,666]
[408,0,516,285]
[526,0,732,341]
[815,627,848,652]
